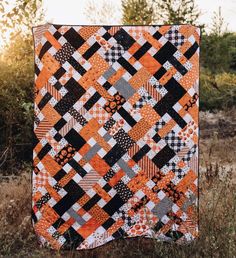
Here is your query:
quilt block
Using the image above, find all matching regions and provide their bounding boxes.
[32,24,200,250]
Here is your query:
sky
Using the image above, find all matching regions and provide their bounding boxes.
[42,0,236,32]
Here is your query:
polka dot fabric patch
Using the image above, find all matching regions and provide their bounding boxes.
[32,24,200,250]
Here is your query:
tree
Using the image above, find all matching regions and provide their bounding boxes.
[153,0,200,25]
[0,0,44,47]
[210,7,228,36]
[122,0,154,25]
[200,6,236,106]
[84,0,122,25]
[201,7,234,74]
[0,0,44,173]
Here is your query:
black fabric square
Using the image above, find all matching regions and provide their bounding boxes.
[103,144,127,166]
[153,220,165,232]
[83,194,101,211]
[132,144,151,162]
[117,107,137,127]
[54,93,77,116]
[102,218,115,230]
[104,26,112,31]
[165,78,186,101]
[35,64,40,76]
[154,66,166,80]
[53,81,63,91]
[54,118,67,131]
[103,194,125,216]
[69,158,87,177]
[103,183,112,192]
[153,133,161,143]
[54,132,63,142]
[84,92,101,111]
[64,77,86,98]
[37,92,51,110]
[117,57,137,75]
[64,128,86,150]
[54,67,66,80]
[68,56,87,75]
[83,42,101,60]
[38,41,52,59]
[53,31,61,40]
[184,42,199,59]
[153,41,177,64]
[63,28,85,49]
[53,181,85,216]
[133,41,152,60]
[114,28,135,50]
[152,30,162,40]
[152,145,176,168]
[37,143,52,160]
[103,81,112,90]
[53,169,67,182]
[63,179,85,195]
[103,32,112,41]
[32,131,39,149]
[112,228,126,238]
[53,218,65,229]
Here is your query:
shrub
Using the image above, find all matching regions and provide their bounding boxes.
[200,70,236,111]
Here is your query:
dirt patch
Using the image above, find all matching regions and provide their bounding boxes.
[200,109,236,138]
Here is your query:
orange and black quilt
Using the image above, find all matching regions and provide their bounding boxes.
[32,24,200,250]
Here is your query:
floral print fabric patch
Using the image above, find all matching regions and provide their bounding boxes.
[32,24,200,250]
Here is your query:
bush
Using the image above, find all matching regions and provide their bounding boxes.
[200,70,236,111]
[0,34,34,173]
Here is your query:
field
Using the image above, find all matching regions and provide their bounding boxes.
[0,110,235,258]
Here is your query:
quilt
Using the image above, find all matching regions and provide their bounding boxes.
[32,24,200,250]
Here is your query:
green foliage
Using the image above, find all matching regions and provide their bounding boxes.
[0,0,44,171]
[122,0,201,25]
[200,70,236,111]
[199,6,236,111]
[200,7,236,74]
[0,34,34,169]
[122,0,154,25]
[153,0,200,25]
[200,32,236,74]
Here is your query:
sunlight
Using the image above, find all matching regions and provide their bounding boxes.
[42,0,122,25]
[0,0,18,50]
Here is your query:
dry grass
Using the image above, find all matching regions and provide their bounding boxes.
[0,134,235,257]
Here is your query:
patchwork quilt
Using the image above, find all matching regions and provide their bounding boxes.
[32,24,200,250]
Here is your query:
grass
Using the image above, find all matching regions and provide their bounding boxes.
[0,133,235,257]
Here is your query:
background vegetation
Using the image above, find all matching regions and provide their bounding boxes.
[0,0,235,257]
